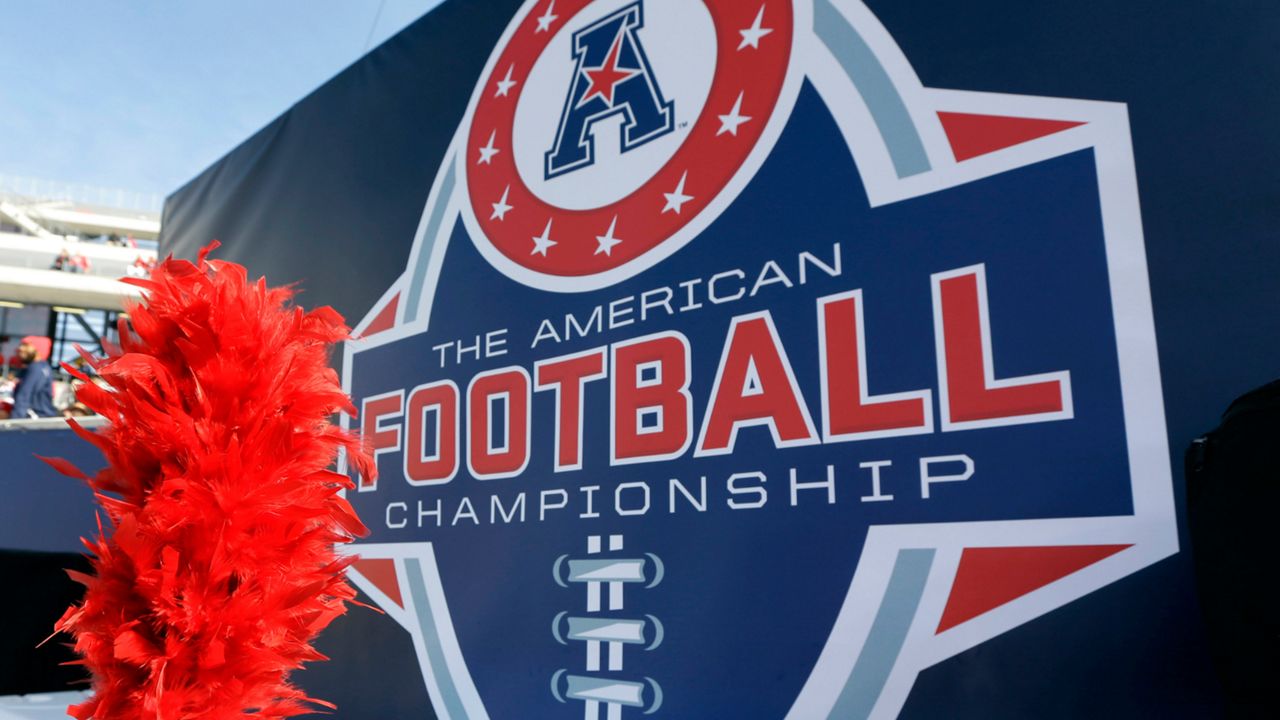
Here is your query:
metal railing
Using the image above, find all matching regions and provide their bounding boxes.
[0,174,163,214]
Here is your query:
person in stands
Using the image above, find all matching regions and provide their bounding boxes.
[127,255,151,278]
[51,248,72,272]
[8,335,59,419]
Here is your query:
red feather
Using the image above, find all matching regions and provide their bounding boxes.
[53,244,374,719]
[38,455,90,481]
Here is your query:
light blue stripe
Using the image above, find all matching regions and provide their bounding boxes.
[566,617,648,643]
[813,0,931,178]
[565,675,647,707]
[405,556,469,720]
[830,548,935,718]
[405,161,456,323]
[567,558,647,582]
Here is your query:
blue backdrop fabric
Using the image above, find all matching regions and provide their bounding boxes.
[115,0,1278,716]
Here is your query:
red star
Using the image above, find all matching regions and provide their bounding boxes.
[578,30,640,107]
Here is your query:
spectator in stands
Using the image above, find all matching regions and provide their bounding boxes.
[8,336,58,419]
[51,248,73,272]
[0,371,15,414]
[64,402,93,418]
[71,252,92,274]
[127,255,152,278]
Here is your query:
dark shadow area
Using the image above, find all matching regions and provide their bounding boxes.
[1188,380,1280,719]
[0,550,91,695]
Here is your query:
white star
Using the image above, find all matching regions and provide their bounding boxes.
[494,65,518,97]
[717,92,752,136]
[738,5,773,50]
[535,1,558,33]
[490,185,513,221]
[595,216,623,256]
[662,172,693,214]
[477,130,500,165]
[531,219,557,256]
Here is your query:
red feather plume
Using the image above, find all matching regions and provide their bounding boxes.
[42,242,375,719]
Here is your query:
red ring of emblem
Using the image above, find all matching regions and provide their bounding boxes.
[465,0,793,277]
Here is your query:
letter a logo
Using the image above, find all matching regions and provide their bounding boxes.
[545,2,675,179]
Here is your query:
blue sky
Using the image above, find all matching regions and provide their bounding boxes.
[0,0,444,203]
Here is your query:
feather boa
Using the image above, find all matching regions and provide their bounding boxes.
[42,243,374,719]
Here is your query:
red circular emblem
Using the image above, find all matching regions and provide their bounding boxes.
[464,0,793,278]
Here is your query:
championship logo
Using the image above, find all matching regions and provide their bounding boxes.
[341,1,1175,717]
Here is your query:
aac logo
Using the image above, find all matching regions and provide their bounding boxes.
[545,2,675,178]
[461,0,788,284]
[340,0,1177,717]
